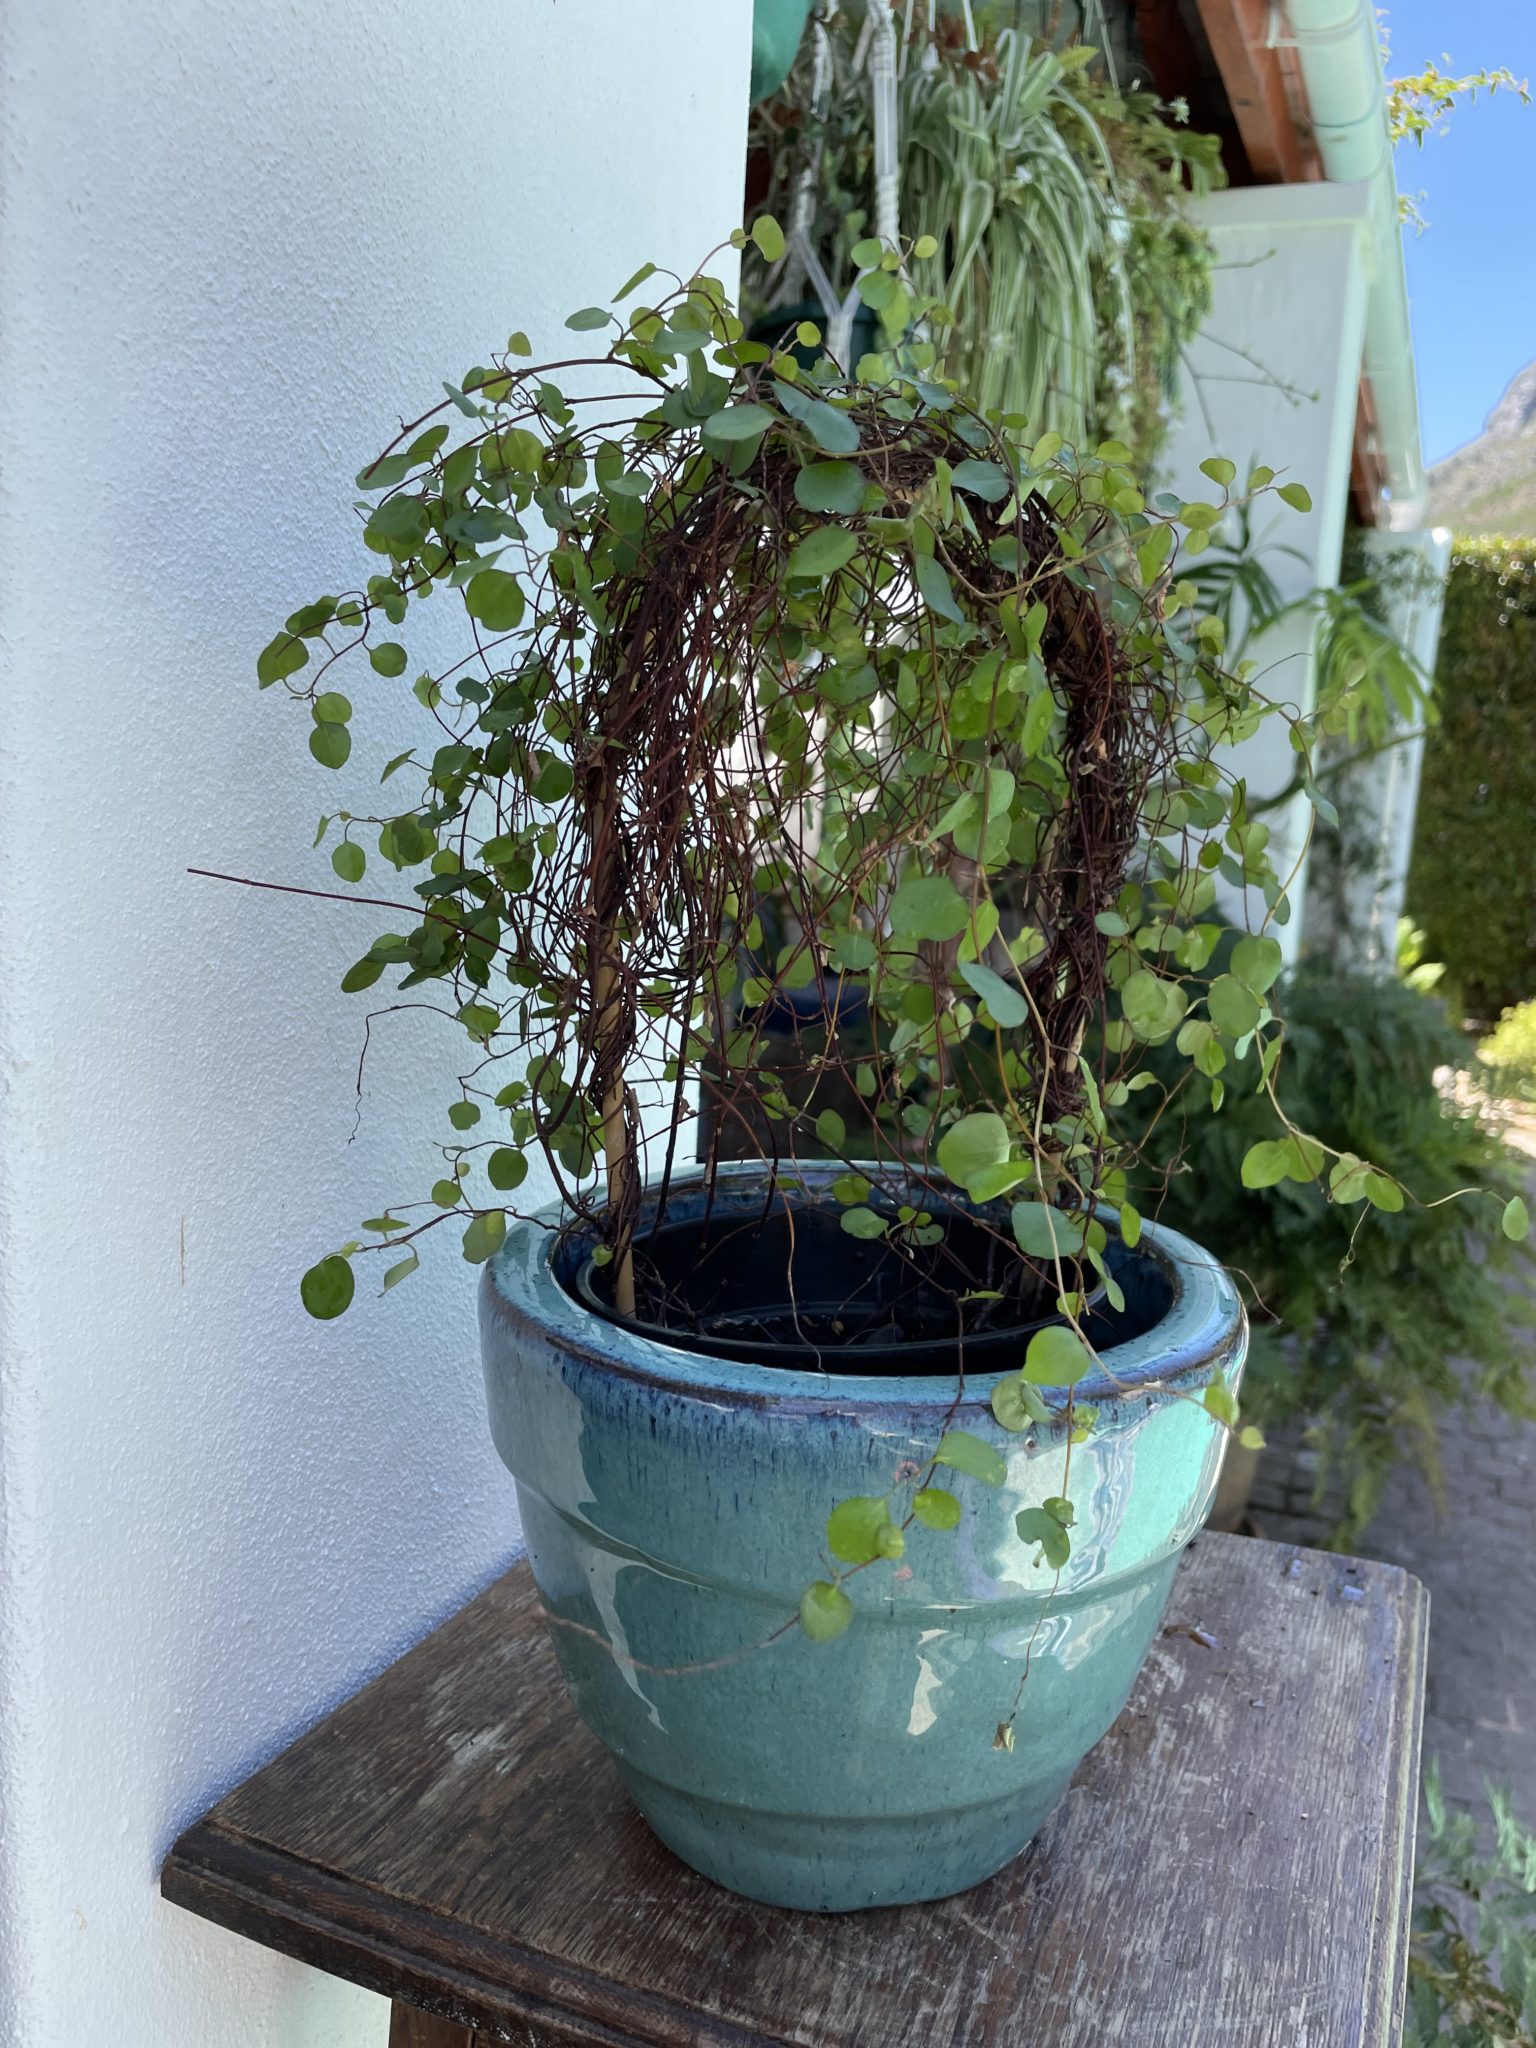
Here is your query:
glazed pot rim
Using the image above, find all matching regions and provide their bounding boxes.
[483,1162,1245,1411]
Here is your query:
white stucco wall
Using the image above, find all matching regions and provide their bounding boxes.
[0,5,751,2044]
[1162,182,1372,958]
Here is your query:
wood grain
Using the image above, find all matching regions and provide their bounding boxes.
[1191,0,1319,183]
[163,1536,1426,2048]
[388,2003,477,2048]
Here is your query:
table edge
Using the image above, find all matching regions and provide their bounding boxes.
[161,1820,795,2048]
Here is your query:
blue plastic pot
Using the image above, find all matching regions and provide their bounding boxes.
[481,1164,1245,1912]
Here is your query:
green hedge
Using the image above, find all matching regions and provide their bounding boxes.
[1407,538,1536,1020]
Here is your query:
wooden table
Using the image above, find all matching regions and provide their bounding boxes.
[162,1534,1427,2048]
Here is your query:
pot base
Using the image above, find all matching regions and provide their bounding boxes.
[619,1758,1073,1913]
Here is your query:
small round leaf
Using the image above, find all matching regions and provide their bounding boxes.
[800,1582,853,1643]
[300,1255,354,1320]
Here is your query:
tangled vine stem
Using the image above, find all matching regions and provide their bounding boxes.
[239,230,1481,1647]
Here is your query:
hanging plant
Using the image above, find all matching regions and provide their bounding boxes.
[746,12,1222,462]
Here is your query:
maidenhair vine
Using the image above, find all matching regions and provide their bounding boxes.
[236,223,1517,1682]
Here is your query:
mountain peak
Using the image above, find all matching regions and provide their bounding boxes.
[1428,359,1536,537]
[1484,361,1536,442]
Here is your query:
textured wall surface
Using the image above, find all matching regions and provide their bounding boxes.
[0,3,750,2041]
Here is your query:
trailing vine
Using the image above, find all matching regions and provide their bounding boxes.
[232,227,1521,1684]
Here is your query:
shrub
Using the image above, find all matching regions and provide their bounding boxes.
[1481,999,1536,1108]
[1406,1765,1536,2047]
[1407,539,1536,1022]
[1131,963,1534,1545]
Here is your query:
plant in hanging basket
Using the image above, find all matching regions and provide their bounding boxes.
[235,227,1516,1910]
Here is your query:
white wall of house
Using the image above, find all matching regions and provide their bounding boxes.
[0,5,751,2044]
[1161,182,1373,959]
[1303,525,1453,973]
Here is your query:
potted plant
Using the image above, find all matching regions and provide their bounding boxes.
[745,14,1222,465]
[245,228,1406,1912]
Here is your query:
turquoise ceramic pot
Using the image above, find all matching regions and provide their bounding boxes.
[481,1165,1245,1912]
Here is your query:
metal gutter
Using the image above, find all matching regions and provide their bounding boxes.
[1278,0,1427,527]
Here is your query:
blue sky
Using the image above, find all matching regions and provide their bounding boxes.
[1385,1,1536,464]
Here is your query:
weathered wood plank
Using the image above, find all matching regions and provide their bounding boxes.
[162,1536,1426,2048]
[388,2002,476,2048]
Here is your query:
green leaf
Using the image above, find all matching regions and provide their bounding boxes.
[1203,1374,1239,1427]
[773,379,861,454]
[793,461,866,515]
[312,691,351,724]
[1363,1171,1404,1212]
[448,1100,481,1130]
[1230,935,1283,994]
[829,928,878,972]
[1277,482,1312,512]
[331,842,365,883]
[959,960,1028,1027]
[487,1148,528,1192]
[815,1108,847,1151]
[704,401,776,443]
[300,1254,354,1320]
[913,1487,962,1531]
[934,1428,1006,1487]
[340,954,386,994]
[1119,1202,1142,1249]
[800,1581,853,1642]
[1240,1133,1322,1188]
[382,1251,420,1292]
[991,1372,1049,1432]
[613,260,657,300]
[458,1001,500,1042]
[1023,1325,1092,1387]
[369,641,408,677]
[1121,968,1185,1041]
[1200,456,1236,488]
[1020,685,1055,757]
[257,631,308,686]
[1239,1424,1265,1451]
[750,214,786,262]
[966,1160,1032,1202]
[464,569,526,633]
[787,525,859,579]
[1502,1195,1530,1241]
[1011,1200,1086,1261]
[889,874,969,942]
[826,1496,903,1564]
[1240,1140,1291,1190]
[840,1206,886,1240]
[913,552,964,624]
[461,1210,507,1264]
[1208,974,1261,1038]
[936,1110,1010,1189]
[950,459,1012,503]
[309,722,351,769]
[1015,1504,1071,1569]
[564,305,611,331]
